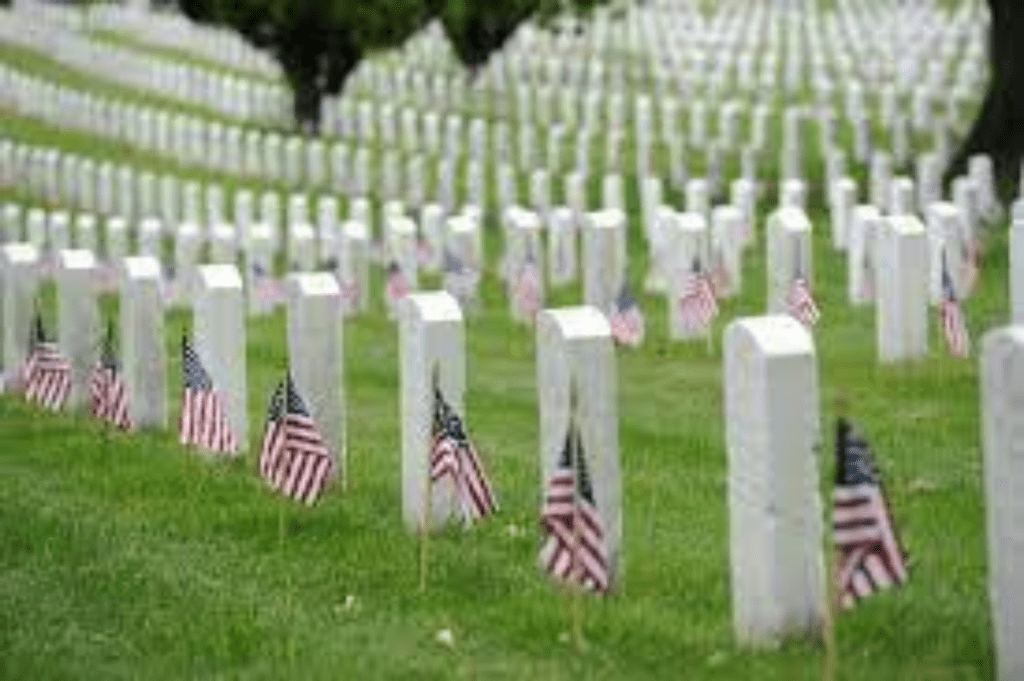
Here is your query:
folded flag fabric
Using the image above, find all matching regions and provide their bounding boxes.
[179,336,238,454]
[386,261,411,303]
[513,255,542,319]
[22,315,72,412]
[443,250,479,308]
[89,323,132,430]
[834,417,909,609]
[787,276,820,327]
[538,412,610,595]
[942,262,970,357]
[609,284,645,347]
[429,382,498,524]
[678,259,718,334]
[258,375,336,505]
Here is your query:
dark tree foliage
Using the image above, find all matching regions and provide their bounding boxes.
[177,0,609,133]
[948,0,1024,196]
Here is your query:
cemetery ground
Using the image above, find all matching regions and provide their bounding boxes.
[0,143,1003,678]
[0,2,1004,673]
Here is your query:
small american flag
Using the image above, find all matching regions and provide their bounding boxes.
[89,322,132,430]
[834,418,909,609]
[252,262,283,307]
[385,261,411,303]
[258,375,336,505]
[960,239,979,295]
[941,264,970,357]
[678,259,718,334]
[787,275,820,327]
[22,315,72,412]
[416,239,434,268]
[860,252,875,300]
[443,250,479,308]
[538,414,610,594]
[430,383,498,524]
[513,253,542,319]
[609,284,645,347]
[710,248,731,299]
[179,336,238,454]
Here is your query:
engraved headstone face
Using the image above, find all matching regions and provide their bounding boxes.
[194,265,247,450]
[848,205,882,306]
[724,315,825,649]
[1,244,39,387]
[535,306,621,590]
[981,327,1024,681]
[876,217,929,362]
[398,292,467,532]
[287,273,346,485]
[120,256,167,429]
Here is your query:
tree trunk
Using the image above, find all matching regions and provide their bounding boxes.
[291,77,322,137]
[948,0,1024,196]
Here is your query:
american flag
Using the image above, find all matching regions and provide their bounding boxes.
[385,261,411,303]
[678,259,718,334]
[787,275,820,327]
[538,415,610,594]
[429,383,498,524]
[960,239,979,295]
[258,375,336,505]
[22,315,72,412]
[416,238,435,268]
[609,284,645,347]
[860,251,875,300]
[89,322,132,430]
[179,336,238,454]
[710,248,731,299]
[513,253,542,319]
[252,262,283,307]
[834,417,909,609]
[443,250,479,307]
[941,263,970,357]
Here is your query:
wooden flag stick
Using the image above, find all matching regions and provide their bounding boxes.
[420,364,441,593]
[569,384,585,653]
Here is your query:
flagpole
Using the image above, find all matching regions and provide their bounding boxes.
[569,385,584,653]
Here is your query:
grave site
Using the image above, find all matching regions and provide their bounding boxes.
[0,0,1021,677]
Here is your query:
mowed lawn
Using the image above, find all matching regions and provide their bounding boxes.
[0,23,1005,681]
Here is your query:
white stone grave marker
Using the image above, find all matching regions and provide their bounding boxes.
[121,256,167,428]
[724,315,825,649]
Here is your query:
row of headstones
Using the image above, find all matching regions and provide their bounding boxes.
[2,65,714,198]
[10,233,1022,680]
[0,11,292,125]
[78,0,980,111]
[85,5,282,79]
[0,15,982,198]
[1,2,983,155]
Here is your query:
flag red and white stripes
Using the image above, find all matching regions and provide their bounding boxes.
[609,286,644,347]
[430,387,497,523]
[179,338,238,454]
[942,298,970,357]
[538,423,610,594]
[514,261,542,319]
[678,270,718,334]
[259,377,336,505]
[834,483,909,608]
[386,262,411,303]
[787,277,820,327]
[941,267,970,357]
[23,341,72,412]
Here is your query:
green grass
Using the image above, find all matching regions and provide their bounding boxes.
[0,7,1003,678]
